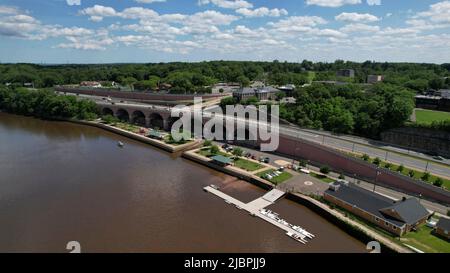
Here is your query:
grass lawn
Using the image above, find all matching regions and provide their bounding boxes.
[257,169,293,185]
[233,158,264,172]
[415,109,450,124]
[402,226,450,253]
[114,122,141,133]
[310,173,336,183]
[196,147,229,157]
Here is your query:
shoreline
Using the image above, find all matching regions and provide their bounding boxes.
[0,112,410,253]
[182,148,411,253]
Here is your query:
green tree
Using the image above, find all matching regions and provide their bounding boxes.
[210,145,219,155]
[232,147,243,158]
[421,172,430,182]
[320,166,330,174]
[433,178,443,187]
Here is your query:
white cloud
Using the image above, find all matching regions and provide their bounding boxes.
[335,12,380,23]
[306,0,361,8]
[417,1,450,23]
[0,5,19,14]
[135,0,166,3]
[367,0,381,6]
[198,0,253,9]
[80,5,117,22]
[66,0,81,6]
[236,7,288,18]
[340,23,380,33]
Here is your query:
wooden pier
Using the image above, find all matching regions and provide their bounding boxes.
[204,186,314,244]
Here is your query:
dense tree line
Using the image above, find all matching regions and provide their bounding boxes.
[0,85,98,120]
[279,83,415,137]
[1,61,449,93]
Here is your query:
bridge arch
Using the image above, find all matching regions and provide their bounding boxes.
[116,109,130,122]
[148,112,164,129]
[102,107,114,117]
[131,110,146,126]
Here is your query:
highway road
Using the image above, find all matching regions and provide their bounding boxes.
[61,91,450,179]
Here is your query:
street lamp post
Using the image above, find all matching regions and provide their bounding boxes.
[373,168,381,192]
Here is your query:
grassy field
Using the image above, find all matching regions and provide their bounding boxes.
[402,226,450,253]
[415,109,450,124]
[196,147,229,157]
[310,173,336,183]
[233,158,264,172]
[257,169,293,185]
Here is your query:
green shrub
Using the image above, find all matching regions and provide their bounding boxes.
[397,164,404,172]
[210,145,219,155]
[373,157,381,166]
[320,166,330,174]
[362,154,370,161]
[433,178,444,187]
[421,172,430,181]
[203,140,212,147]
[408,170,415,178]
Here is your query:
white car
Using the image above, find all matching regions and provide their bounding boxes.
[300,168,310,174]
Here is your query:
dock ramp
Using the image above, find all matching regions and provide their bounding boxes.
[262,189,286,203]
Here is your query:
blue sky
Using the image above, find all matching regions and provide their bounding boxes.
[0,0,449,63]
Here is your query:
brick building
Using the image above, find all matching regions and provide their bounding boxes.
[324,181,431,236]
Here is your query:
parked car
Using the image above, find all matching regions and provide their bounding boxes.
[300,168,310,174]
[278,167,285,172]
[433,155,445,161]
[263,157,270,163]
[251,155,257,160]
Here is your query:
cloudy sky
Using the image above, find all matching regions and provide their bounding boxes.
[0,0,450,63]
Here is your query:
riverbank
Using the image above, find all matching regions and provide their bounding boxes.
[67,119,202,153]
[0,113,409,252]
[182,147,413,253]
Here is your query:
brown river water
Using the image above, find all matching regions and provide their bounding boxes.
[0,112,366,252]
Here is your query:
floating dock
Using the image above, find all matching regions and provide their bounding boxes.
[204,185,315,244]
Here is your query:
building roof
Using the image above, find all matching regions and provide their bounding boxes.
[325,182,430,227]
[148,130,161,138]
[259,86,279,93]
[380,198,430,225]
[437,218,450,231]
[234,87,256,94]
[211,155,232,164]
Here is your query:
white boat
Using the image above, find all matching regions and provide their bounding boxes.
[286,232,306,244]
[292,225,315,239]
[117,141,124,147]
[225,200,231,204]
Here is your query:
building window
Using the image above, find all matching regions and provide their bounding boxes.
[385,222,389,227]
[393,226,397,230]
[375,217,379,222]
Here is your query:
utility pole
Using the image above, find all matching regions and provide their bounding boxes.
[425,161,429,172]
[384,151,388,161]
[373,168,381,192]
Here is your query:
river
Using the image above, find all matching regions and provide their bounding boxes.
[0,112,366,252]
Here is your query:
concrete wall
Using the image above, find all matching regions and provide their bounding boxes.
[381,127,450,157]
